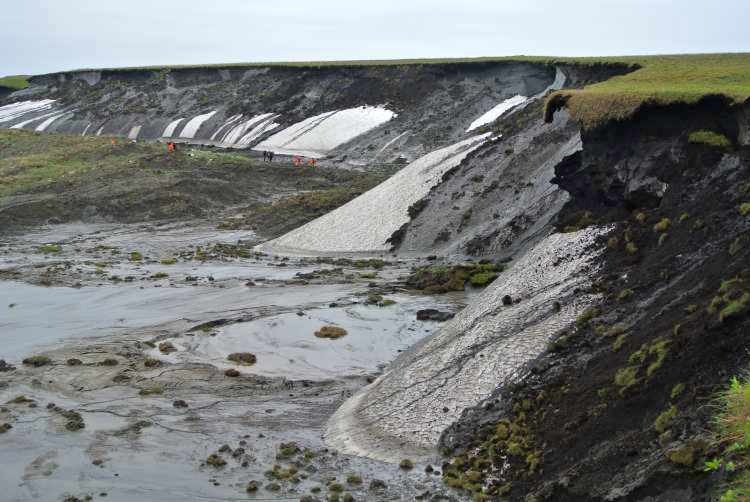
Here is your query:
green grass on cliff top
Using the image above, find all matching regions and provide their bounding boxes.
[544,53,750,128]
[17,52,750,127]
[0,75,30,90]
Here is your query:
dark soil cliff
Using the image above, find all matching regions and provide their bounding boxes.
[439,99,750,501]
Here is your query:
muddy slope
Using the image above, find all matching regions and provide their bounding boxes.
[438,98,750,500]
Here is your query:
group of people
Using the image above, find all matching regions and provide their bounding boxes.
[293,155,316,168]
[263,150,316,168]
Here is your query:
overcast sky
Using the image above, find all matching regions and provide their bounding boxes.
[2,0,748,76]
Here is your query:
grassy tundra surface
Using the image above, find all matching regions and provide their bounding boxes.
[544,53,750,128]
[0,75,30,91]
[0,129,387,232]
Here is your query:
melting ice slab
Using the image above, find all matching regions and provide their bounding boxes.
[325,227,607,462]
[254,105,396,158]
[260,133,491,253]
[466,95,527,132]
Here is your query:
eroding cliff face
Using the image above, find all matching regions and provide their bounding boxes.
[0,62,558,165]
[436,99,750,501]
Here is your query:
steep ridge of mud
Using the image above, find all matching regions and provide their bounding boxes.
[436,98,750,500]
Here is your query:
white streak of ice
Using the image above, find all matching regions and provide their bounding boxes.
[35,113,66,132]
[180,110,217,139]
[221,113,275,145]
[162,118,185,138]
[209,114,242,141]
[261,133,491,253]
[127,125,142,140]
[0,99,56,124]
[254,106,396,158]
[466,95,528,132]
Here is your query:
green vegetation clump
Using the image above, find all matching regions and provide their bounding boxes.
[129,251,143,262]
[38,244,61,254]
[626,242,638,254]
[576,307,600,328]
[406,262,502,294]
[158,341,176,354]
[346,474,362,485]
[205,453,226,467]
[139,384,163,396]
[653,218,671,232]
[671,383,686,400]
[276,442,301,460]
[739,203,750,217]
[399,459,414,470]
[688,130,732,148]
[469,271,499,287]
[707,277,750,323]
[159,258,177,265]
[22,355,51,367]
[143,357,161,368]
[654,405,678,433]
[617,289,634,301]
[708,375,750,499]
[150,272,169,279]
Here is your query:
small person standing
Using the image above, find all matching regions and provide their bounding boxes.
[263,151,268,162]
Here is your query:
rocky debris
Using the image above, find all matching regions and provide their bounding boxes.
[0,423,12,433]
[0,359,15,372]
[172,400,188,408]
[416,309,455,322]
[158,341,176,354]
[314,326,348,339]
[66,358,83,366]
[224,368,240,377]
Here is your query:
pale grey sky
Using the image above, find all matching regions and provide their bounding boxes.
[2,0,748,76]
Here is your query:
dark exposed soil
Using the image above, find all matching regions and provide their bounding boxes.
[440,99,750,501]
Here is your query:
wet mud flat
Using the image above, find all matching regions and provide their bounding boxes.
[0,221,468,501]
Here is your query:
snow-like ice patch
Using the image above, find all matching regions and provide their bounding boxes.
[180,110,216,139]
[220,113,279,145]
[254,105,396,158]
[0,99,56,124]
[326,226,607,461]
[127,125,142,140]
[466,95,527,132]
[260,133,491,253]
[162,118,185,138]
[35,113,67,132]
